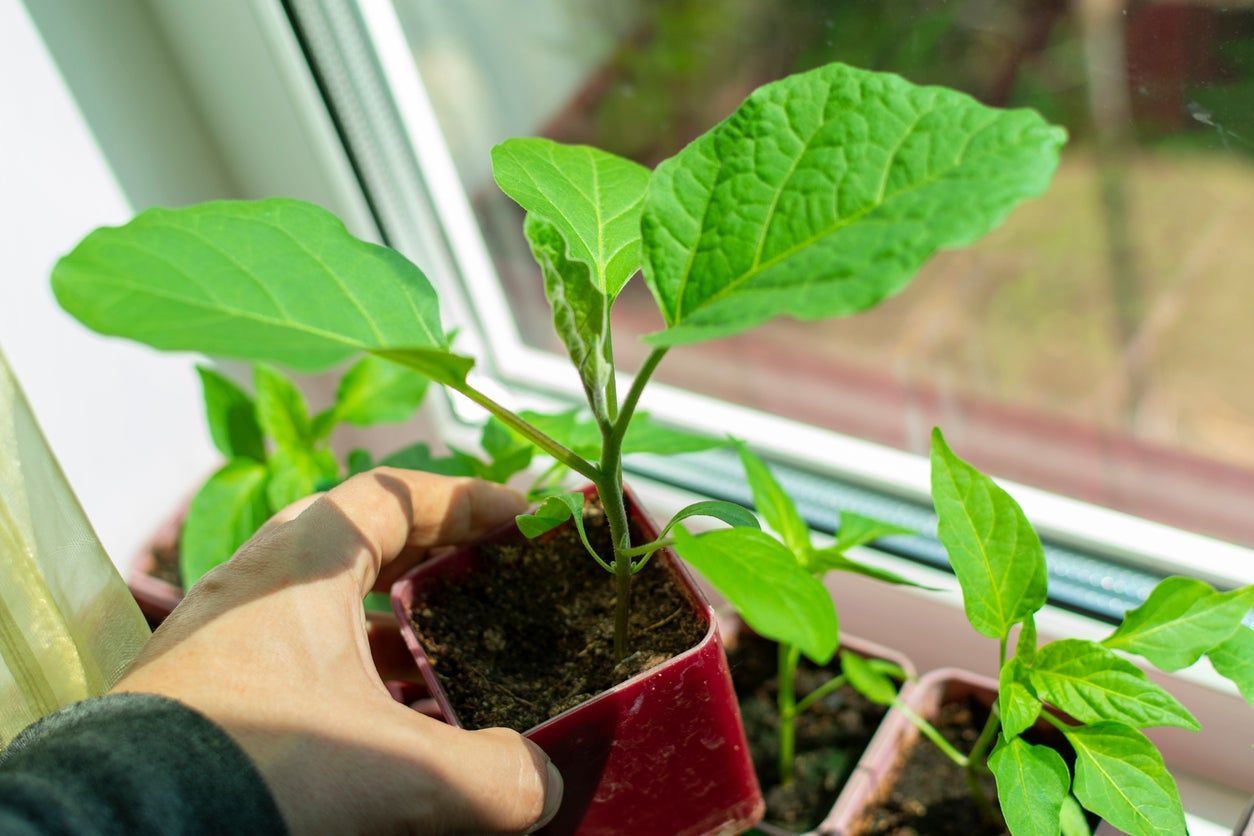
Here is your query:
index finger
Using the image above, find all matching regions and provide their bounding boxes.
[285,468,527,596]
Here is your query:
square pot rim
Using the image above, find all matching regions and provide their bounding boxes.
[390,481,720,734]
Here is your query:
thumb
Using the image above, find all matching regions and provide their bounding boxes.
[397,711,564,834]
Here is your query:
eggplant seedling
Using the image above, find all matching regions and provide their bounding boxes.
[900,429,1254,836]
[674,442,929,789]
[52,63,1064,657]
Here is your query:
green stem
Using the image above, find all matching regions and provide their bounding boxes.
[597,417,633,661]
[777,643,801,785]
[794,673,847,716]
[896,702,969,768]
[454,383,598,482]
[609,347,668,449]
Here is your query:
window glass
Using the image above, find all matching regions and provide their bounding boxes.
[393,0,1254,548]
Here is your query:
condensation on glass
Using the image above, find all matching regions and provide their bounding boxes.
[0,350,150,745]
[393,0,1254,547]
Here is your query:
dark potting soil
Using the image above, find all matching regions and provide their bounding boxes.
[409,504,706,731]
[855,697,1086,836]
[730,632,888,833]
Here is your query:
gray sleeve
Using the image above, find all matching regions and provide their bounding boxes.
[0,693,287,835]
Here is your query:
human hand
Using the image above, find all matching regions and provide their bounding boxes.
[114,469,562,834]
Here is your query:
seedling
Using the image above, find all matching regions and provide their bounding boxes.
[900,429,1254,835]
[182,359,429,588]
[674,442,929,786]
[52,63,1065,657]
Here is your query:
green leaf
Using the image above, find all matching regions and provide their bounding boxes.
[52,199,455,370]
[1102,577,1254,671]
[657,500,759,540]
[988,737,1070,836]
[1017,614,1039,662]
[196,365,264,461]
[640,62,1065,347]
[999,657,1042,739]
[1028,639,1198,730]
[806,545,937,589]
[492,138,650,298]
[1059,795,1091,836]
[673,526,837,663]
[331,355,429,428]
[930,428,1047,639]
[346,449,374,477]
[1064,722,1186,836]
[179,460,270,588]
[517,409,721,461]
[371,347,474,389]
[834,511,914,552]
[841,650,897,706]
[734,441,810,555]
[476,418,535,483]
[524,215,613,417]
[516,492,608,572]
[363,590,392,613]
[378,443,477,477]
[1208,626,1254,704]
[253,365,311,450]
[266,446,336,511]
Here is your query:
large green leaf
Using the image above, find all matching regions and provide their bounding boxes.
[734,441,810,555]
[1208,626,1254,704]
[1102,577,1254,671]
[640,63,1065,346]
[673,526,837,663]
[930,429,1047,639]
[524,216,612,416]
[254,365,311,450]
[196,365,264,461]
[179,460,271,588]
[988,737,1070,836]
[379,443,477,477]
[1064,723,1186,836]
[492,138,650,298]
[329,355,429,428]
[266,447,337,511]
[53,199,458,371]
[1028,640,1198,730]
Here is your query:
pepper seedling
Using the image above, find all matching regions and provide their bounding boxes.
[674,441,931,786]
[896,428,1254,836]
[52,62,1064,657]
[182,358,429,588]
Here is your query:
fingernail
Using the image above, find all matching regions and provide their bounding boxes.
[528,761,563,833]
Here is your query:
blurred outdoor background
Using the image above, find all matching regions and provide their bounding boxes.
[399,0,1254,548]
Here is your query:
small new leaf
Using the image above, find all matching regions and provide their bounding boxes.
[834,511,913,552]
[1102,577,1254,671]
[1065,722,1186,836]
[492,138,650,299]
[196,366,265,461]
[806,546,936,589]
[658,500,759,540]
[999,657,1042,739]
[930,429,1047,639]
[254,365,311,450]
[516,492,607,572]
[1059,795,1091,836]
[266,446,337,511]
[1028,639,1199,730]
[179,460,270,588]
[988,737,1070,836]
[379,443,477,477]
[673,527,838,664]
[735,441,810,555]
[841,650,897,706]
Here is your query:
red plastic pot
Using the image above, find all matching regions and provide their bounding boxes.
[722,619,916,836]
[129,504,439,715]
[392,483,764,835]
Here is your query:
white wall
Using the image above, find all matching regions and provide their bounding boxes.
[0,0,217,569]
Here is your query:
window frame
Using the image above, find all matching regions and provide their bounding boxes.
[336,0,1254,590]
